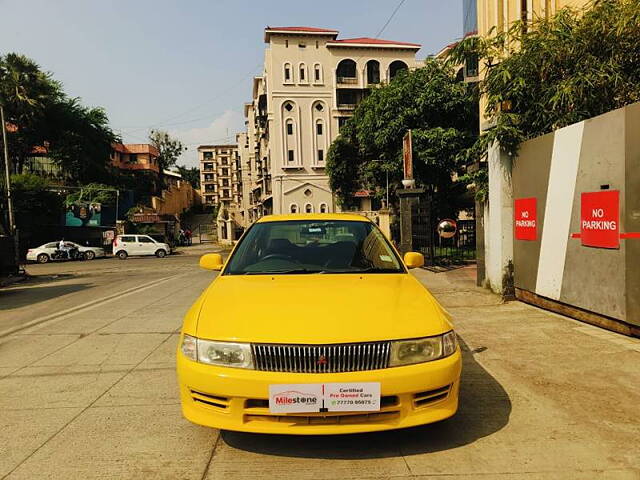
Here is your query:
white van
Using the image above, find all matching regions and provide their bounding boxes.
[113,235,171,259]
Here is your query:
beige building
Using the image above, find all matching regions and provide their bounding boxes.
[239,26,421,219]
[198,144,244,242]
[197,144,242,207]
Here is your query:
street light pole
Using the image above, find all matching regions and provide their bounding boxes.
[0,104,15,233]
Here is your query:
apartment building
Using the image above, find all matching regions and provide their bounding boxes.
[111,144,160,174]
[239,26,421,218]
[197,144,241,207]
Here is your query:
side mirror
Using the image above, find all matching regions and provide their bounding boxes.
[199,253,223,271]
[404,252,424,269]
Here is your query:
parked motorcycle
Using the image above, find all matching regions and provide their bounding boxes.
[51,248,85,261]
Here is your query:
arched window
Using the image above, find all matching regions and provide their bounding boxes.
[313,63,323,84]
[389,60,408,80]
[290,203,298,214]
[283,63,292,84]
[282,101,299,167]
[336,59,357,83]
[366,60,380,84]
[298,63,308,83]
[319,203,328,213]
[312,101,328,167]
[305,203,313,213]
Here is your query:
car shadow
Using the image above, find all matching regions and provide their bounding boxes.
[0,283,90,310]
[221,337,511,459]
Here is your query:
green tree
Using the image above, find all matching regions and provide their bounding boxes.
[65,183,117,206]
[450,0,640,198]
[326,59,477,216]
[0,53,119,184]
[10,173,63,229]
[175,165,201,189]
[149,130,186,172]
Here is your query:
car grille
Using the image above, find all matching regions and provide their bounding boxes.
[251,342,391,373]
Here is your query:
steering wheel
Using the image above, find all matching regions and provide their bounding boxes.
[260,253,295,262]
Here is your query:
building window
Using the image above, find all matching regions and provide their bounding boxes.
[316,122,323,135]
[366,60,380,84]
[288,150,295,163]
[305,203,313,213]
[285,39,288,48]
[336,59,357,83]
[298,43,306,49]
[317,149,324,162]
[338,117,349,130]
[304,188,312,197]
[284,63,292,83]
[315,103,324,112]
[203,152,213,159]
[319,203,328,213]
[287,122,293,135]
[284,102,293,112]
[128,154,138,163]
[389,60,408,81]
[290,203,298,213]
[298,63,307,83]
[313,64,322,83]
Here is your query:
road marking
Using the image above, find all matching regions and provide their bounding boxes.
[0,273,187,338]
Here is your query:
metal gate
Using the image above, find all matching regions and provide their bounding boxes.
[196,224,216,243]
[410,198,476,266]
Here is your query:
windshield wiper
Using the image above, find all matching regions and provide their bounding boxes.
[243,268,325,275]
[344,267,403,274]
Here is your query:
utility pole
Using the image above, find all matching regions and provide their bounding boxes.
[1,101,20,271]
[0,103,15,233]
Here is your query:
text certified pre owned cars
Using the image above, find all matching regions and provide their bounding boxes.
[177,214,461,435]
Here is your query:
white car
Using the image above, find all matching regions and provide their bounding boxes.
[112,234,171,259]
[26,241,106,263]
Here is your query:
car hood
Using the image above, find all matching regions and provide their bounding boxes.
[194,274,452,344]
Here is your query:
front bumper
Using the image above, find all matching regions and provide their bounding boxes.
[176,347,462,435]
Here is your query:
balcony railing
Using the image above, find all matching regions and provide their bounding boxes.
[337,103,356,111]
[336,76,358,85]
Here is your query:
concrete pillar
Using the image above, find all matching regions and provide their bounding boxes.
[377,209,391,240]
[485,141,514,295]
[397,188,425,255]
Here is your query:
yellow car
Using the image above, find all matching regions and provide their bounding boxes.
[177,213,461,435]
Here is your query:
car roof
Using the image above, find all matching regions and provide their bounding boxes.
[256,213,373,223]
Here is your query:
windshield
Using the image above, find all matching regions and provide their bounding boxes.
[224,220,405,275]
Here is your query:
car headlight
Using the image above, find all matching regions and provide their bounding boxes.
[180,335,254,369]
[389,331,457,367]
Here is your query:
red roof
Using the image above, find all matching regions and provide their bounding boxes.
[328,37,421,47]
[31,146,48,154]
[112,143,160,157]
[354,190,372,198]
[266,26,338,33]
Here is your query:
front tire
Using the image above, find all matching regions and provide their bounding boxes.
[84,251,95,260]
[116,250,128,260]
[37,253,50,264]
[155,249,167,258]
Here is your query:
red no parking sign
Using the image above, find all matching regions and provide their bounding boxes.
[581,190,619,249]
[514,197,537,241]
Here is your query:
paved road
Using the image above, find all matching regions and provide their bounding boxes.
[0,259,639,479]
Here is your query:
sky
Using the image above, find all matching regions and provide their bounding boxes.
[0,0,462,168]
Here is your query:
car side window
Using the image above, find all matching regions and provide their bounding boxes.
[45,243,57,248]
[120,236,136,243]
[138,236,154,243]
